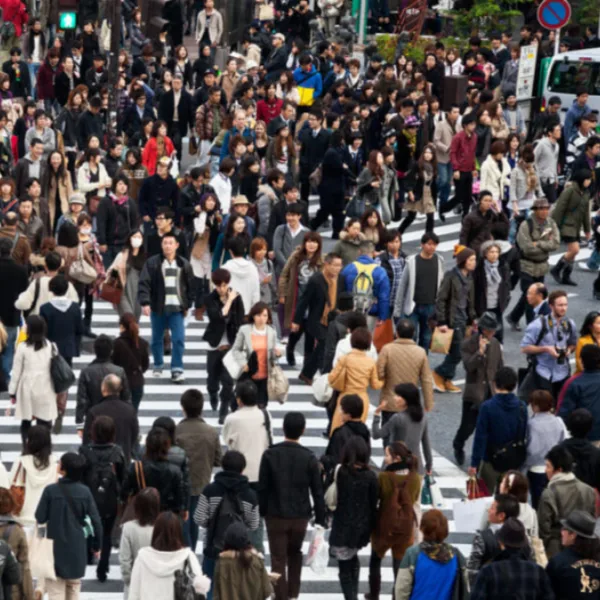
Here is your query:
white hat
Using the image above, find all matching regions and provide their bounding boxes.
[273,33,285,42]
[246,60,259,70]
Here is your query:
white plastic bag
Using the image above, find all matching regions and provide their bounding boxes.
[430,477,444,508]
[312,373,333,407]
[170,155,180,179]
[305,526,329,575]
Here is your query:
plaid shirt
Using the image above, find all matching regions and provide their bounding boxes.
[471,552,556,600]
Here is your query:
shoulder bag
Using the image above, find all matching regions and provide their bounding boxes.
[69,243,97,285]
[268,358,289,404]
[50,343,76,394]
[9,462,25,515]
[120,460,147,525]
[324,464,341,511]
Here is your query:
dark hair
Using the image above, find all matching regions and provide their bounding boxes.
[211,268,232,286]
[494,366,518,392]
[60,452,85,481]
[134,487,160,526]
[248,301,272,324]
[340,436,370,472]
[580,311,600,337]
[283,412,305,440]
[337,292,354,313]
[151,511,185,551]
[548,289,567,306]
[236,379,258,407]
[530,390,554,412]
[49,274,68,297]
[421,232,439,245]
[394,383,423,423]
[56,221,79,248]
[545,445,573,473]
[581,345,600,371]
[145,428,170,461]
[396,318,415,339]
[420,509,448,542]
[568,408,594,439]
[153,416,176,445]
[25,315,47,351]
[44,251,61,272]
[387,441,418,472]
[120,312,140,349]
[221,450,246,474]
[501,470,529,503]
[25,424,52,469]
[346,312,367,332]
[340,394,364,419]
[494,493,520,519]
[93,334,113,361]
[350,327,371,351]
[91,415,116,444]
[180,389,203,418]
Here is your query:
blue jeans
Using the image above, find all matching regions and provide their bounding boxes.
[435,324,465,381]
[28,62,41,98]
[183,495,199,550]
[202,556,216,600]
[1,326,18,383]
[587,248,600,270]
[407,304,436,352]
[509,209,529,244]
[131,386,144,411]
[150,311,185,373]
[437,162,453,209]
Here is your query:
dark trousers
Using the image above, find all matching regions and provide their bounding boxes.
[168,124,183,162]
[265,516,309,600]
[202,556,216,600]
[453,400,479,452]
[527,471,548,510]
[434,325,465,381]
[338,554,360,600]
[369,551,401,600]
[509,273,545,325]
[301,336,326,380]
[542,182,558,205]
[288,319,315,359]
[75,282,94,327]
[489,306,504,344]
[131,386,144,412]
[206,348,235,419]
[20,418,51,449]
[381,410,394,447]
[300,174,311,203]
[399,211,434,234]
[253,377,269,407]
[184,494,200,550]
[97,514,116,577]
[440,171,473,216]
[311,193,346,238]
[194,276,209,309]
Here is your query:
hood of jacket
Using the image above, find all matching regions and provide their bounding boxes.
[562,437,599,463]
[341,420,371,443]
[19,454,58,487]
[213,470,251,494]
[339,231,366,245]
[490,392,521,411]
[49,297,75,312]
[258,183,277,201]
[222,257,257,280]
[136,547,198,579]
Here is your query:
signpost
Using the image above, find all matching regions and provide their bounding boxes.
[516,44,539,101]
[537,0,571,55]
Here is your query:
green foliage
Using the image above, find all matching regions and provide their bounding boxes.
[572,0,600,27]
[450,0,531,37]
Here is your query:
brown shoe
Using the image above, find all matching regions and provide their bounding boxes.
[444,380,462,393]
[298,373,313,386]
[432,371,446,393]
[195,307,205,321]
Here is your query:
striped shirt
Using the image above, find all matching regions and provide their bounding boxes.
[162,258,181,313]
[194,493,260,531]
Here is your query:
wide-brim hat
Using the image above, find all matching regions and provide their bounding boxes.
[478,311,499,331]
[561,510,597,539]
[532,197,550,210]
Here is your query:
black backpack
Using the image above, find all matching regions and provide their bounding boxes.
[207,489,244,552]
[84,446,120,519]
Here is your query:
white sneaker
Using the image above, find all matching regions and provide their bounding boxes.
[171,372,185,384]
[152,368,163,378]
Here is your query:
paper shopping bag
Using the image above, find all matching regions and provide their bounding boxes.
[453,497,493,533]
[430,327,454,354]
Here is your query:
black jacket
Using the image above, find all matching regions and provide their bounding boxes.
[138,253,195,313]
[14,156,48,199]
[83,396,139,463]
[112,334,150,390]
[293,271,344,340]
[319,146,347,198]
[459,207,509,255]
[77,109,104,150]
[39,300,83,359]
[75,359,131,426]
[0,539,20,600]
[267,115,296,138]
[258,441,326,525]
[473,256,512,315]
[120,103,155,140]
[0,257,28,327]
[560,437,600,491]
[298,127,331,175]
[547,547,600,600]
[122,458,185,513]
[54,71,81,107]
[178,182,216,232]
[145,227,188,259]
[138,174,180,221]
[96,196,139,247]
[264,46,288,77]
[323,421,371,471]
[2,60,31,98]
[84,66,109,97]
[79,442,127,509]
[203,290,245,348]
[158,89,195,137]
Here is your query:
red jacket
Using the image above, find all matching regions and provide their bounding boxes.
[142,136,175,176]
[256,98,283,126]
[36,61,62,100]
[0,0,27,36]
[450,130,478,173]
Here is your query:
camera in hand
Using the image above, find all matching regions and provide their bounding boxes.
[556,347,567,365]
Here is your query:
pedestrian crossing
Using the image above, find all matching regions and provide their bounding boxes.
[0,301,472,599]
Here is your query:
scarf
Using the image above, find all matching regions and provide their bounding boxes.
[420,541,455,564]
[321,275,337,326]
[484,259,502,285]
[519,159,538,192]
[422,162,434,184]
[112,193,129,206]
[253,258,270,282]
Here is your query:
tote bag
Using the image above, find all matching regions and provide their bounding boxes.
[268,360,289,404]
[29,525,56,581]
[68,244,97,285]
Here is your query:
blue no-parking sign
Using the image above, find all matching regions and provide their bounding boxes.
[537,0,571,30]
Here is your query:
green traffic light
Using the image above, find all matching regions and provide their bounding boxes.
[58,11,77,30]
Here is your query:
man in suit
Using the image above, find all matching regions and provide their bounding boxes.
[266,100,296,137]
[14,138,46,199]
[84,54,109,98]
[158,74,194,161]
[297,109,331,203]
[291,252,344,385]
[263,32,288,82]
[195,0,223,61]
[527,282,551,322]
[121,89,155,140]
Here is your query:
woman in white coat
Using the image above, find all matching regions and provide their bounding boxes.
[8,424,58,527]
[8,315,57,450]
[480,140,511,213]
[129,511,210,600]
[228,301,282,408]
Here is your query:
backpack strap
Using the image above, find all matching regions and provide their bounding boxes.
[57,482,85,527]
[134,460,146,490]
[10,231,20,253]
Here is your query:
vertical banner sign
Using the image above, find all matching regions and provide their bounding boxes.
[516,44,539,101]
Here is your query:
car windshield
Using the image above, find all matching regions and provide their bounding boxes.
[547,59,600,95]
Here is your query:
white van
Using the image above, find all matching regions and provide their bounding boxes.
[543,49,600,121]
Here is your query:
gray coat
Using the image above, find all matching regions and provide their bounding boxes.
[272,224,309,275]
[517,216,560,277]
[119,520,154,599]
[256,184,279,238]
[356,167,383,207]
[461,331,503,407]
[230,324,278,378]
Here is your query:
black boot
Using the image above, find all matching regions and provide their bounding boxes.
[286,344,296,367]
[339,562,355,600]
[83,322,97,339]
[209,393,219,411]
[550,257,566,284]
[366,572,381,600]
[561,261,578,286]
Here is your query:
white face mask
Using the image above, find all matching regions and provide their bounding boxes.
[131,238,143,249]
[80,227,92,235]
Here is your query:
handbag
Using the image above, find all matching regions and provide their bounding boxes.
[373,319,394,352]
[50,344,76,394]
[466,475,491,499]
[452,496,492,533]
[10,462,25,515]
[29,524,56,581]
[222,348,243,380]
[345,194,369,218]
[69,244,97,284]
[268,359,289,404]
[421,474,432,505]
[309,165,322,188]
[312,373,333,407]
[174,557,204,600]
[99,274,123,305]
[430,326,454,354]
[258,3,275,20]
[324,464,341,511]
[120,460,147,525]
